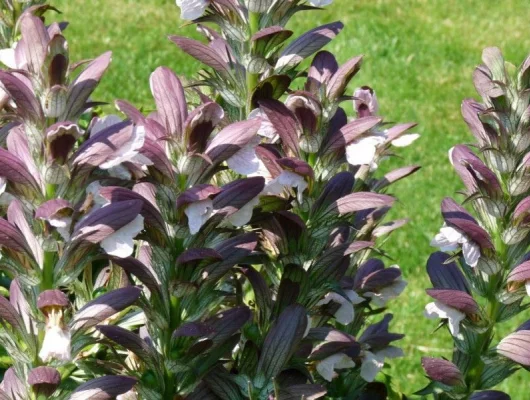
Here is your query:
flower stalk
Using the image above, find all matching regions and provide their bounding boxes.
[422,48,530,399]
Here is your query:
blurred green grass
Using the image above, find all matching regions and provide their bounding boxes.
[50,0,530,397]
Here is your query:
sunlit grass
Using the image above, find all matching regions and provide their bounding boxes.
[51,0,530,397]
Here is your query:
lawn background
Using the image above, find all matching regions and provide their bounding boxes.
[50,0,530,397]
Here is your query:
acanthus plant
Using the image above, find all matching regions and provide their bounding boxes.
[420,48,530,399]
[0,7,152,399]
[84,0,421,398]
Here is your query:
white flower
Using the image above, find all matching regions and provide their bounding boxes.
[0,47,16,69]
[345,136,385,169]
[316,353,355,382]
[49,215,73,242]
[227,137,261,175]
[176,0,209,20]
[308,0,333,6]
[185,199,214,234]
[431,224,481,267]
[265,171,308,203]
[424,301,466,337]
[345,130,419,170]
[100,215,144,258]
[248,108,277,139]
[364,266,407,307]
[317,290,364,325]
[100,125,152,172]
[39,325,71,362]
[0,177,5,195]
[526,281,530,297]
[360,347,403,382]
[226,195,260,227]
[86,181,109,208]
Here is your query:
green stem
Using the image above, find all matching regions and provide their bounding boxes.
[465,225,506,396]
[246,11,261,116]
[46,183,56,201]
[169,295,180,337]
[41,251,55,291]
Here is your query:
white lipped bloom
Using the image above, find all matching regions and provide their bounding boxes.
[99,125,153,180]
[431,224,480,267]
[345,130,420,170]
[82,182,145,258]
[185,199,214,234]
[248,108,277,140]
[101,215,144,258]
[264,171,309,203]
[360,346,404,382]
[316,290,364,325]
[227,136,262,175]
[39,308,71,363]
[364,266,407,307]
[48,214,73,242]
[176,0,209,20]
[226,195,260,227]
[0,47,16,69]
[424,301,466,337]
[316,353,356,382]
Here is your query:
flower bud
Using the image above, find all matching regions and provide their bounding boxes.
[421,357,464,386]
[28,367,61,397]
[42,85,67,118]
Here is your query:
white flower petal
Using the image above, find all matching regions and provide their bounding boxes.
[430,225,464,251]
[391,133,420,147]
[526,281,530,297]
[316,353,355,382]
[176,0,209,20]
[100,125,146,170]
[0,177,5,195]
[334,301,354,325]
[227,196,260,227]
[345,289,365,305]
[39,326,71,362]
[249,108,277,139]
[227,140,261,175]
[360,351,384,382]
[101,215,144,258]
[0,48,16,69]
[185,199,213,234]
[265,171,308,202]
[345,139,378,166]
[278,171,308,202]
[462,241,480,267]
[424,301,465,337]
[49,216,72,241]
